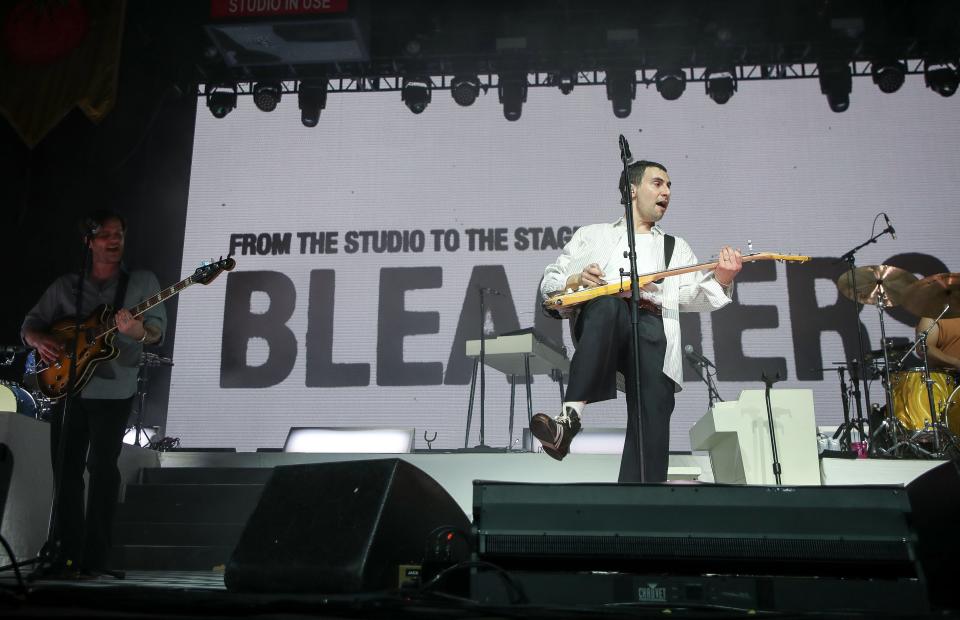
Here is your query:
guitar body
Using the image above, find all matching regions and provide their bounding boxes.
[37,305,118,400]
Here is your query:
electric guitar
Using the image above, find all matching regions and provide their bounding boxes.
[32,257,236,400]
[543,252,810,311]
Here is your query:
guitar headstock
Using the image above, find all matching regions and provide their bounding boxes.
[193,256,237,285]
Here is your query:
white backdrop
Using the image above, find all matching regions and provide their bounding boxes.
[168,75,960,451]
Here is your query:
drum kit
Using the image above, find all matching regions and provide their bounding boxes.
[835,268,960,459]
[0,347,173,430]
[0,346,54,420]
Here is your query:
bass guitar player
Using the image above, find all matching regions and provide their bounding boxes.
[21,209,166,579]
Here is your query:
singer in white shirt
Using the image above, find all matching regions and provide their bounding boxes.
[533,159,743,482]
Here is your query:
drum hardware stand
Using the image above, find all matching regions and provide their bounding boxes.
[898,304,953,456]
[867,287,901,454]
[0,345,26,367]
[130,352,173,448]
[829,365,857,453]
[941,385,960,458]
[761,370,784,485]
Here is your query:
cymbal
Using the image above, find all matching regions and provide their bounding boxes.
[902,273,960,319]
[836,265,918,307]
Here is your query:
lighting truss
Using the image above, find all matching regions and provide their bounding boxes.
[199,59,928,101]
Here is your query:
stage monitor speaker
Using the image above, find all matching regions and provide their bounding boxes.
[472,481,928,612]
[224,458,469,593]
[906,460,960,609]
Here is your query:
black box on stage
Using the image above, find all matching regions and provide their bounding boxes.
[906,460,960,609]
[224,458,469,593]
[471,481,929,613]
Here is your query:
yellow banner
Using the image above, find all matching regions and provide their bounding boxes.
[0,0,126,148]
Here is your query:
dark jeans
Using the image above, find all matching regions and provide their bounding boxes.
[566,297,676,483]
[49,396,132,569]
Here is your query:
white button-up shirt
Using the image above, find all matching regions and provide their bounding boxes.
[540,217,733,391]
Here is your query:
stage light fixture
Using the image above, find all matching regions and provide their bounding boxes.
[605,69,636,118]
[871,59,906,94]
[818,62,852,112]
[655,68,686,101]
[402,76,431,114]
[450,74,480,106]
[924,60,959,97]
[498,73,527,121]
[705,69,737,104]
[283,427,415,453]
[298,79,328,127]
[252,81,282,112]
[205,83,237,119]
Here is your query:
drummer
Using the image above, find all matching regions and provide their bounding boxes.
[916,316,960,370]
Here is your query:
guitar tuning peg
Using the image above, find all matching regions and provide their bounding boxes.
[747,239,753,252]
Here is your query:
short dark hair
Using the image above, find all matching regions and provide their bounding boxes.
[618,160,668,196]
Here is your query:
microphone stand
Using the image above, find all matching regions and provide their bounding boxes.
[29,232,94,579]
[687,357,722,409]
[618,135,648,482]
[761,370,784,485]
[836,225,894,452]
[835,365,854,452]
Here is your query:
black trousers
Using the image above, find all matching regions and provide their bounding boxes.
[566,297,676,483]
[49,396,132,569]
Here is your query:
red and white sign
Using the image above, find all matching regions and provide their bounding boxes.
[210,0,348,19]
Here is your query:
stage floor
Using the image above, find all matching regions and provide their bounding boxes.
[156,449,949,517]
[3,567,955,619]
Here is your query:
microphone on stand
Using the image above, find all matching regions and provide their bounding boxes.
[618,134,633,163]
[882,213,897,240]
[683,344,716,369]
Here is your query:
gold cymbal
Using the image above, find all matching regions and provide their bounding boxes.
[902,273,960,319]
[836,265,918,307]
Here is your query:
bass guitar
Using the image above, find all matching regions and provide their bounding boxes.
[543,252,810,311]
[32,257,236,400]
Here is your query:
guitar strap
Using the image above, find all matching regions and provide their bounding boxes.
[113,269,130,311]
[664,234,675,269]
[654,234,675,284]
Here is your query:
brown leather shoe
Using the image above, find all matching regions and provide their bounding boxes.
[530,408,581,460]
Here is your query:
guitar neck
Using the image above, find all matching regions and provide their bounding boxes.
[629,253,769,284]
[97,275,197,338]
[130,276,196,319]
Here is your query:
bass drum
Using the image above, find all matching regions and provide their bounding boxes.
[890,368,960,435]
[0,381,38,419]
